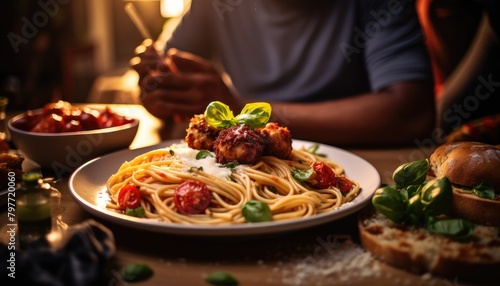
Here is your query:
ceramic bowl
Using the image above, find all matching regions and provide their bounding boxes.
[7,109,139,174]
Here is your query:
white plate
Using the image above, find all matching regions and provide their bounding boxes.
[69,139,380,236]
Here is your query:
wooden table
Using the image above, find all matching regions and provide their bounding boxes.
[1,104,461,285]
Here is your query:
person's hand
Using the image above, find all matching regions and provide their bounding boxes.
[130,39,167,86]
[140,48,240,121]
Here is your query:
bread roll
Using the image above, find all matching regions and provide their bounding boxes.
[429,142,500,191]
[430,142,500,226]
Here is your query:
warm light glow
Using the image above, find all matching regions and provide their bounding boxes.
[161,0,184,18]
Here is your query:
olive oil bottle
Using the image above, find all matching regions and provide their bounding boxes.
[17,172,53,249]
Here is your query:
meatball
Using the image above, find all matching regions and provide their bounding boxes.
[185,114,220,151]
[257,122,292,159]
[213,125,265,165]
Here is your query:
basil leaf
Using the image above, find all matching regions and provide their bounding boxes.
[122,262,154,282]
[420,177,453,217]
[426,217,475,239]
[242,200,273,222]
[291,167,314,182]
[372,185,408,224]
[224,161,239,169]
[406,184,422,199]
[472,182,495,200]
[204,101,236,129]
[235,102,271,129]
[196,149,213,160]
[125,206,145,218]
[306,144,326,157]
[205,271,239,286]
[393,160,429,188]
[407,193,424,225]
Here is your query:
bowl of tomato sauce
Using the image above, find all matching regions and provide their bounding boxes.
[7,101,139,174]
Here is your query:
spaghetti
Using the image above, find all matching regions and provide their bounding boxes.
[106,142,361,225]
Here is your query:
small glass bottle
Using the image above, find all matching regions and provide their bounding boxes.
[17,172,52,249]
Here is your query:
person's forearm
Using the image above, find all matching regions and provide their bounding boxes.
[267,82,435,147]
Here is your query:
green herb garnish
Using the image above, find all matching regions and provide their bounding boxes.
[372,160,475,239]
[205,271,239,285]
[224,161,239,169]
[306,144,326,157]
[242,200,273,222]
[122,262,154,282]
[393,159,429,188]
[471,182,495,200]
[291,167,314,183]
[204,101,271,129]
[125,206,145,218]
[196,149,214,160]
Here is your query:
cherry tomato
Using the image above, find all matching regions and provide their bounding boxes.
[118,185,141,210]
[11,111,42,131]
[31,113,63,133]
[174,181,211,215]
[309,162,336,189]
[13,102,134,133]
[98,107,133,128]
[77,111,100,130]
[336,177,353,194]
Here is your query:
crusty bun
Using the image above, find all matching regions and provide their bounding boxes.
[451,189,500,227]
[429,142,500,191]
[429,142,500,227]
[358,207,500,280]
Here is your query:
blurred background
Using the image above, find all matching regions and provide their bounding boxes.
[0,0,498,136]
[0,0,188,110]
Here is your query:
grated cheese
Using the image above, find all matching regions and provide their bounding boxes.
[279,237,383,285]
[172,144,232,180]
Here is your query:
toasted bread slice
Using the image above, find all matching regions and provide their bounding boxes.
[358,207,500,280]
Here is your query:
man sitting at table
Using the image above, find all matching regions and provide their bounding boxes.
[132,0,435,147]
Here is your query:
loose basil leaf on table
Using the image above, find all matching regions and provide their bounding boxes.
[122,262,154,282]
[205,271,239,286]
[393,159,429,188]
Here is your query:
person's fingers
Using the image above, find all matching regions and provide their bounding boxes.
[134,39,157,55]
[167,48,216,73]
[141,90,204,119]
[142,72,198,91]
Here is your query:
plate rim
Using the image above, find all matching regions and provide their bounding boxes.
[68,139,381,236]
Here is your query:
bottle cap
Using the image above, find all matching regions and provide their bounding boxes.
[22,172,42,185]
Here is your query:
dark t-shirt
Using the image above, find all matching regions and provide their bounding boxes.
[166,0,432,101]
